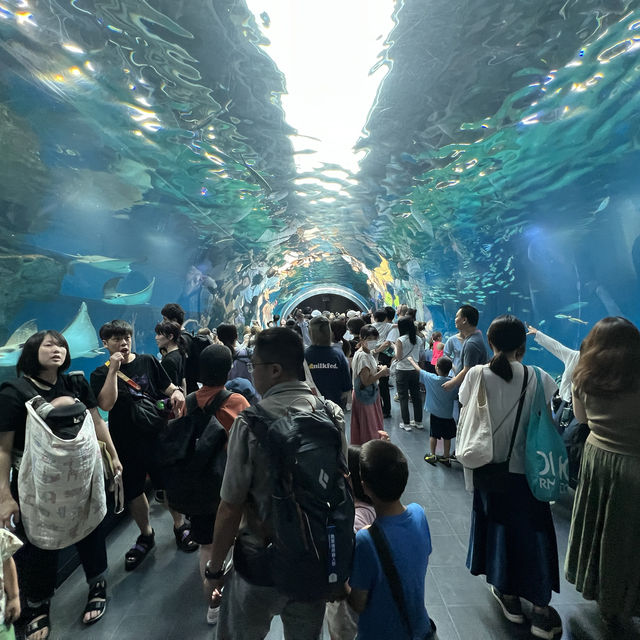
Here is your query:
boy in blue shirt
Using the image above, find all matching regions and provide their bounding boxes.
[408,355,458,466]
[347,440,435,640]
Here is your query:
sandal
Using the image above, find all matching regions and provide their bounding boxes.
[82,579,107,626]
[174,523,199,553]
[125,530,155,571]
[24,601,50,640]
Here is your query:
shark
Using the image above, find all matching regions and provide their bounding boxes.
[0,302,103,367]
[64,253,143,274]
[102,277,155,305]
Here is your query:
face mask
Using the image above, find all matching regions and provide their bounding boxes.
[366,340,378,351]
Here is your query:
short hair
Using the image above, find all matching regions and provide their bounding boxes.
[99,320,133,341]
[347,317,365,336]
[359,324,379,340]
[309,315,331,346]
[199,344,232,386]
[216,323,238,350]
[161,303,185,326]
[254,327,304,379]
[348,445,371,505]
[384,306,396,321]
[373,309,387,323]
[435,356,453,377]
[17,330,71,377]
[155,320,181,342]
[360,440,408,502]
[459,304,479,327]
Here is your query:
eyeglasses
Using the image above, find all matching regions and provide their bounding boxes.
[247,361,277,373]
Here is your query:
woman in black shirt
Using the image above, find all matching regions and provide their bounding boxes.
[0,330,122,639]
[155,320,187,392]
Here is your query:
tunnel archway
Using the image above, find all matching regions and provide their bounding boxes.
[277,285,369,321]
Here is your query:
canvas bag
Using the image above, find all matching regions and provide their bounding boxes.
[19,398,106,550]
[456,366,493,469]
[525,367,569,501]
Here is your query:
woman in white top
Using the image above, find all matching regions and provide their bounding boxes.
[394,316,425,431]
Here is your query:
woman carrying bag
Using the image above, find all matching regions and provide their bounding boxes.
[0,331,122,640]
[459,315,561,640]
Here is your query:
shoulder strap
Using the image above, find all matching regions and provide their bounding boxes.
[185,392,199,415]
[506,365,529,462]
[368,522,413,637]
[196,388,233,419]
[6,377,39,401]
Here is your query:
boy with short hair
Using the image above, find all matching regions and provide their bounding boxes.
[409,355,459,466]
[347,440,434,640]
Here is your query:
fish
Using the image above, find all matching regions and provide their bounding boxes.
[555,313,588,325]
[592,196,610,215]
[0,319,38,367]
[64,253,143,274]
[102,277,156,305]
[238,153,272,195]
[61,302,104,359]
[554,314,570,319]
[568,317,588,325]
[558,301,588,313]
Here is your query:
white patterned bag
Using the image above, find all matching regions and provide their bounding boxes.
[18,398,106,550]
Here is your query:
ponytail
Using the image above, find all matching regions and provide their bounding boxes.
[398,316,416,345]
[489,352,514,381]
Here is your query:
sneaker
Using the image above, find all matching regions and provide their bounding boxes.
[490,586,524,624]
[530,605,562,639]
[393,394,399,402]
[424,454,438,466]
[174,523,199,553]
[438,456,452,467]
[399,422,412,431]
[413,422,424,430]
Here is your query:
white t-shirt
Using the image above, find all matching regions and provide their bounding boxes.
[352,349,378,388]
[459,363,557,474]
[395,335,424,371]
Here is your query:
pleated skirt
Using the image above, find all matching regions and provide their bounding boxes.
[350,391,384,445]
[565,441,640,616]
[467,473,560,606]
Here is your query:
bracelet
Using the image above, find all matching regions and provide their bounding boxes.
[204,561,224,580]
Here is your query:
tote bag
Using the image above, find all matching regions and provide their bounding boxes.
[525,367,569,501]
[19,399,106,550]
[455,366,493,469]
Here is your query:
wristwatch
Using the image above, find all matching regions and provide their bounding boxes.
[204,561,224,580]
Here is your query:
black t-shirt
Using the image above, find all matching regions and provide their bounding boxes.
[90,354,171,439]
[161,349,185,388]
[0,373,97,453]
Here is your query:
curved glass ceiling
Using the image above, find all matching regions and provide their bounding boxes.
[0,0,639,368]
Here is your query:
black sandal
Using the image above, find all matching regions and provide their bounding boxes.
[24,601,51,640]
[125,530,155,571]
[174,523,199,553]
[82,579,107,626]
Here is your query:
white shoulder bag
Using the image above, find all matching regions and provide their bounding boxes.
[456,367,493,469]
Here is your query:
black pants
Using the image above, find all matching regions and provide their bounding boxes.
[378,352,392,416]
[12,475,107,601]
[396,369,423,425]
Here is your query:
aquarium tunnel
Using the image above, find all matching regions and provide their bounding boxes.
[1,0,639,382]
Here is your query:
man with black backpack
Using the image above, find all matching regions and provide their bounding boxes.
[204,327,353,640]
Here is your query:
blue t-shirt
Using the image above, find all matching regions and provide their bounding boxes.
[350,503,432,640]
[304,345,352,405]
[419,370,458,419]
[461,331,488,369]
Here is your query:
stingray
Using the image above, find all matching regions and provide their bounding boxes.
[0,319,38,367]
[102,277,155,305]
[61,302,104,359]
[64,253,144,274]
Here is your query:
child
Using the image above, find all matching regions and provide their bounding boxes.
[325,446,376,640]
[409,355,459,466]
[347,440,435,640]
[0,529,22,640]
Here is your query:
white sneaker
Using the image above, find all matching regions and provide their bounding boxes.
[399,423,412,431]
[207,605,220,625]
[413,422,424,430]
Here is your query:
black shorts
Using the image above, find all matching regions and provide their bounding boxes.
[430,414,456,440]
[188,512,216,545]
[117,437,165,502]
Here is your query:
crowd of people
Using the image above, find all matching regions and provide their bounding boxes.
[0,300,637,640]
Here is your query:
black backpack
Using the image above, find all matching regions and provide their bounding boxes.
[156,389,230,514]
[182,331,213,393]
[243,399,355,602]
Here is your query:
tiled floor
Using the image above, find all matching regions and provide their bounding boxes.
[43,405,637,639]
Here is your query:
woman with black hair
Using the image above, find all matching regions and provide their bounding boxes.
[459,315,561,639]
[155,320,187,392]
[394,316,424,431]
[0,330,122,639]
[566,317,640,635]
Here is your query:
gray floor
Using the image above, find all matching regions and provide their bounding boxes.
[45,404,635,640]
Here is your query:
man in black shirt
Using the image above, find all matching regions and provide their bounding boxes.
[90,320,191,571]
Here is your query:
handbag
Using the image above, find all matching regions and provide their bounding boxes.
[116,371,171,435]
[525,367,569,501]
[369,522,436,639]
[456,367,493,469]
[473,366,529,493]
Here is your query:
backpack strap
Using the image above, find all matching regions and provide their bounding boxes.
[199,388,233,418]
[185,392,199,415]
[3,377,39,401]
[368,522,413,637]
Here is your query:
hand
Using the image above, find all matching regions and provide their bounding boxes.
[0,495,19,529]
[4,595,20,623]
[170,389,185,416]
[378,430,390,441]
[378,365,390,378]
[527,326,538,335]
[112,457,123,476]
[203,576,225,600]
[109,351,124,371]
[442,380,454,391]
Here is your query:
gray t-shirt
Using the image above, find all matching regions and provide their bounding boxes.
[461,331,488,369]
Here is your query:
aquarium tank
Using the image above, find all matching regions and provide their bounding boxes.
[1,0,639,383]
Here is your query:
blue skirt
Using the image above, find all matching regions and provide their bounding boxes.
[466,473,559,606]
